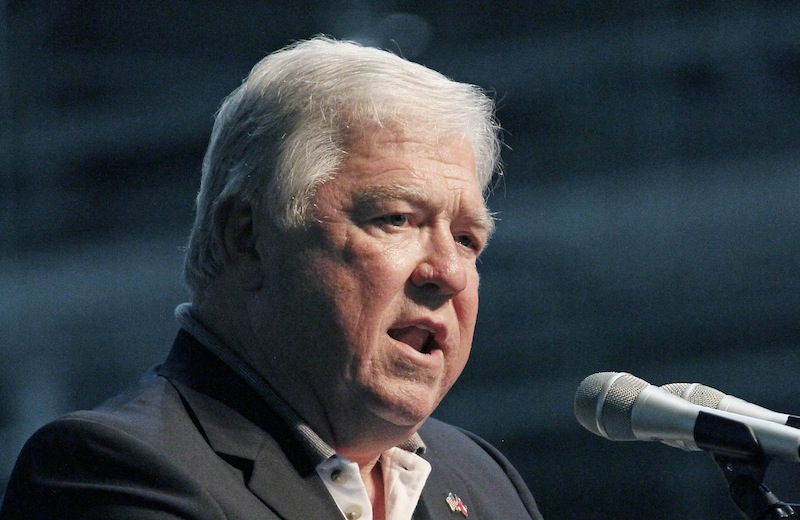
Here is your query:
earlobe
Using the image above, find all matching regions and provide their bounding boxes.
[213,196,264,291]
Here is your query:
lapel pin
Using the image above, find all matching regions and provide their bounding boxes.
[446,492,468,517]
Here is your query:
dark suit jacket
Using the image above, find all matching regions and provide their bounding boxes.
[1,330,543,519]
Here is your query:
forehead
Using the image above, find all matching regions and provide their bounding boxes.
[336,125,479,191]
[327,126,493,226]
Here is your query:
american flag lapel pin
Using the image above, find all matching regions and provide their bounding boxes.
[446,492,468,517]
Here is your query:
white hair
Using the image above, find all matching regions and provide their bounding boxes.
[183,36,502,294]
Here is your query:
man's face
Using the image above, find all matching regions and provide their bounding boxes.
[271,126,492,431]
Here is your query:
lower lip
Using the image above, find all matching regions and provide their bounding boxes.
[391,339,445,369]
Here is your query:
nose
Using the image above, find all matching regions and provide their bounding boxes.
[409,228,469,297]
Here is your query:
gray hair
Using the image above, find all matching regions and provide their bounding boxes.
[183,36,501,294]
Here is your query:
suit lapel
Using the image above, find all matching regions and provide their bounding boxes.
[248,435,343,519]
[159,330,344,519]
[416,474,475,520]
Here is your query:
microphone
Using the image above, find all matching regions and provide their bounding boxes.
[660,382,800,429]
[574,372,800,463]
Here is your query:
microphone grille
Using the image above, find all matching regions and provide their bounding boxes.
[574,372,611,434]
[574,372,649,440]
[661,382,724,409]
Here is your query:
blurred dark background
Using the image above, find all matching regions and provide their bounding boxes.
[2,1,800,518]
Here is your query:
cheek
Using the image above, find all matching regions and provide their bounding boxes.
[347,242,417,298]
[381,241,419,272]
[317,245,410,343]
[444,335,473,392]
[453,280,481,354]
[458,274,481,325]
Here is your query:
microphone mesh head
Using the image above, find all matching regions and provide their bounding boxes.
[660,382,690,398]
[661,382,724,408]
[574,372,649,440]
[601,373,648,440]
[574,372,612,435]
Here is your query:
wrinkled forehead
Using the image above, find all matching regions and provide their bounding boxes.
[330,123,494,233]
[343,121,478,174]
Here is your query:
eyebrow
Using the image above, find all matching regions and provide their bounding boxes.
[351,183,496,237]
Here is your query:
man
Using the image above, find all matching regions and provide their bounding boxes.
[1,37,543,520]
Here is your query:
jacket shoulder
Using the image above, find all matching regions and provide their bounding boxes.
[0,372,231,520]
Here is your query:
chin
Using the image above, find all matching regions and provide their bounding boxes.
[368,391,442,429]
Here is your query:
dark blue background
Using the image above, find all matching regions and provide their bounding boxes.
[3,2,800,517]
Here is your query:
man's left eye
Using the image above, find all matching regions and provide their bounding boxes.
[456,234,479,251]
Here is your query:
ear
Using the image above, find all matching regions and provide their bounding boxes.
[213,196,264,291]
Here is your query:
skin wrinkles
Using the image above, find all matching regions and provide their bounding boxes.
[246,126,490,470]
[349,183,495,249]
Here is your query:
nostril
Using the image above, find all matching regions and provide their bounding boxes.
[418,281,440,291]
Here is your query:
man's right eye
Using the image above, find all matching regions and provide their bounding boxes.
[375,214,409,227]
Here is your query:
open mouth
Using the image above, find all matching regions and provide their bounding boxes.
[388,326,437,354]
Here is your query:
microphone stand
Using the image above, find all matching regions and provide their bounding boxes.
[695,411,799,519]
[713,454,797,520]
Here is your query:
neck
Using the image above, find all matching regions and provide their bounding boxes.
[362,458,386,520]
[191,284,256,359]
